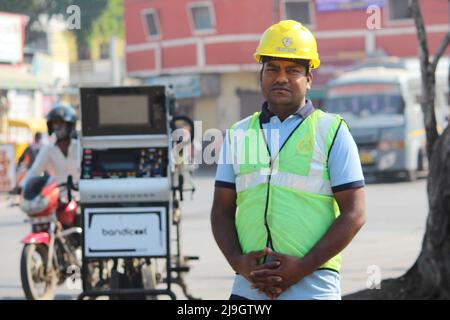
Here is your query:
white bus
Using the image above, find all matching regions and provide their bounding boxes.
[324,59,449,181]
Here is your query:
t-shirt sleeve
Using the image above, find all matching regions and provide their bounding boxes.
[214,130,236,189]
[328,124,365,193]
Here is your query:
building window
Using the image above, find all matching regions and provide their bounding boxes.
[26,30,49,54]
[188,2,215,33]
[388,0,412,21]
[283,0,313,26]
[142,10,161,38]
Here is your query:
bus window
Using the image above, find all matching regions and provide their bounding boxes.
[325,94,405,117]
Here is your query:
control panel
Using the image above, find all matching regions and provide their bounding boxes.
[81,147,168,180]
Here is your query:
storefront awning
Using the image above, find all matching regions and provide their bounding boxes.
[8,118,47,133]
[0,68,41,90]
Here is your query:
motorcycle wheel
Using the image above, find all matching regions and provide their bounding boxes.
[20,244,57,300]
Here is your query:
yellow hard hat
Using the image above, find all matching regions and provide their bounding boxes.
[254,20,320,69]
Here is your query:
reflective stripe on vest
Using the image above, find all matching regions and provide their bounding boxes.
[231,109,345,272]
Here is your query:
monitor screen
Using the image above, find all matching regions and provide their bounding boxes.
[98,95,150,125]
[80,86,168,136]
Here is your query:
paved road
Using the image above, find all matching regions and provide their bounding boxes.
[0,172,428,300]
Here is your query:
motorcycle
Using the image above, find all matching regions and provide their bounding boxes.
[19,174,81,300]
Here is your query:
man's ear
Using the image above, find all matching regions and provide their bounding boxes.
[306,72,313,90]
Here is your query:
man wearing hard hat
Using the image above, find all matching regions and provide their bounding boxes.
[211,20,366,300]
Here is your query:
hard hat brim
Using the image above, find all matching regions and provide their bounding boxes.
[254,53,320,69]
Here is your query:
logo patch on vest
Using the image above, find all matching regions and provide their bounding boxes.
[296,137,314,155]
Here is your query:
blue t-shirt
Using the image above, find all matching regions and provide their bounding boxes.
[215,100,364,192]
[215,100,365,300]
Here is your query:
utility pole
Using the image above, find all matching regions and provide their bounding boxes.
[273,0,280,23]
[110,34,121,86]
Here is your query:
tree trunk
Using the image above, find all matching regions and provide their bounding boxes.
[344,126,450,300]
[344,0,450,300]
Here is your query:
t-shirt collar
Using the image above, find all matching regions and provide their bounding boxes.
[259,99,316,124]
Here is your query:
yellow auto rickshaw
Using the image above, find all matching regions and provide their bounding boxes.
[5,118,48,162]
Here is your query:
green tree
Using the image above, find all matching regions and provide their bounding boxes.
[87,0,124,59]
[70,0,109,59]
[90,0,124,42]
[0,0,53,37]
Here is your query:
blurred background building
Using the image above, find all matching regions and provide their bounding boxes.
[0,12,46,160]
[124,0,450,131]
[0,0,449,159]
[0,0,127,160]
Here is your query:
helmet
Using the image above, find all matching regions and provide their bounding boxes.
[254,20,320,69]
[46,105,77,136]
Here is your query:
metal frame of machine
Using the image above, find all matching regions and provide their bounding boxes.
[77,86,198,300]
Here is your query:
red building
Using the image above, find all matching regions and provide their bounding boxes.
[124,0,450,130]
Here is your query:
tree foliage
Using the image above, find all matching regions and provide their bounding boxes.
[90,0,124,42]
[70,0,109,58]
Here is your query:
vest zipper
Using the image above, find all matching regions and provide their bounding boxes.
[263,159,274,253]
[258,111,317,257]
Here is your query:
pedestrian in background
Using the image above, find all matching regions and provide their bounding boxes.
[18,132,43,169]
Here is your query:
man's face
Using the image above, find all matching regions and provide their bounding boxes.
[51,119,70,140]
[261,60,312,109]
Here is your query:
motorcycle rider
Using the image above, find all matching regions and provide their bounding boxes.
[17,105,83,300]
[20,105,81,240]
[20,105,80,191]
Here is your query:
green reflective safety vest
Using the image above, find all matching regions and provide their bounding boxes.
[229,109,345,272]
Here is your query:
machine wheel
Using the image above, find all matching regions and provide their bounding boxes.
[20,244,57,300]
